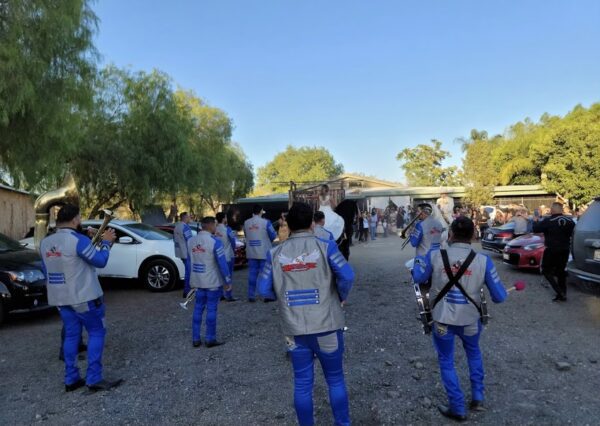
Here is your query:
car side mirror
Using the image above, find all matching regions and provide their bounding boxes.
[118,236,133,244]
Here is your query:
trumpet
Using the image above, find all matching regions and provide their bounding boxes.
[91,209,115,246]
[179,289,196,310]
[400,214,421,250]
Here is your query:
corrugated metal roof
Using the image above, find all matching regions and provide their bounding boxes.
[0,183,31,196]
[236,184,552,203]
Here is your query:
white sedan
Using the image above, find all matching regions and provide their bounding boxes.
[20,220,185,292]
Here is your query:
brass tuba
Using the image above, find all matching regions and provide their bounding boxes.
[33,174,80,250]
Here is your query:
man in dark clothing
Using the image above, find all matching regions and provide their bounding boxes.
[532,202,575,302]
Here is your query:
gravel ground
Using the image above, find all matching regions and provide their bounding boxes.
[1,236,600,425]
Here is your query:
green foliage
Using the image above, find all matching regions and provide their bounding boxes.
[174,90,253,213]
[532,104,600,204]
[461,104,600,205]
[460,130,500,206]
[396,140,461,186]
[73,66,195,217]
[0,0,98,188]
[256,146,344,194]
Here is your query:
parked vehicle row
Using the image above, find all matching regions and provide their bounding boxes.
[3,220,249,327]
[482,198,600,291]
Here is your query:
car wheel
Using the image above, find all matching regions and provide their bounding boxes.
[141,259,177,292]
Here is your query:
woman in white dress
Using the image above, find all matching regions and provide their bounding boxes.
[318,184,345,240]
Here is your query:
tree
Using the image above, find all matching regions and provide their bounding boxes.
[396,140,461,186]
[73,66,195,217]
[531,104,600,205]
[0,0,98,189]
[256,146,344,194]
[174,90,253,213]
[460,130,500,206]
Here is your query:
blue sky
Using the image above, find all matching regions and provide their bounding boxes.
[93,1,600,183]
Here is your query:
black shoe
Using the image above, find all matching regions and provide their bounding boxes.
[225,297,239,302]
[552,295,567,302]
[248,298,256,303]
[220,296,227,301]
[263,298,275,303]
[65,378,86,392]
[87,379,124,392]
[437,405,467,422]
[469,400,486,412]
[193,340,202,347]
[205,341,224,348]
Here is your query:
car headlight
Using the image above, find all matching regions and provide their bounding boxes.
[523,243,544,251]
[8,269,46,283]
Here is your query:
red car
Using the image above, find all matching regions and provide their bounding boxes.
[502,234,545,271]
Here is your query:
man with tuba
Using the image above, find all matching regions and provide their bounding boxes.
[40,204,123,392]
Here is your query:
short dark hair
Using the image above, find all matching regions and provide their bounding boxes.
[417,203,432,215]
[314,211,325,222]
[252,204,263,215]
[450,216,474,241]
[216,212,226,223]
[56,204,80,224]
[287,202,313,232]
[180,212,189,220]
[201,216,216,225]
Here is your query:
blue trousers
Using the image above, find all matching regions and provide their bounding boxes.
[247,259,265,299]
[192,288,221,343]
[224,260,235,299]
[290,330,350,426]
[432,321,484,416]
[58,300,106,386]
[369,225,377,240]
[183,257,191,294]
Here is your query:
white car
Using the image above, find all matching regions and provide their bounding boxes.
[20,220,185,292]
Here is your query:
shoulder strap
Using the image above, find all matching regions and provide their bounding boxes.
[431,249,478,310]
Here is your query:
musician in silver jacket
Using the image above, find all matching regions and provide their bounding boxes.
[215,212,238,301]
[174,212,193,296]
[243,204,276,302]
[258,202,354,426]
[412,217,507,421]
[187,216,232,347]
[409,203,444,257]
[40,204,122,392]
[313,210,335,241]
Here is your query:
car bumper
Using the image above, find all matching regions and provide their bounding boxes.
[502,250,541,269]
[482,241,507,253]
[4,284,49,313]
[567,262,600,285]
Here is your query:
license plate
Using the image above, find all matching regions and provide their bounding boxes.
[594,249,600,261]
[487,233,494,240]
[503,253,510,260]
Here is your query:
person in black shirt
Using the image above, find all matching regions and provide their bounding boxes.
[532,202,575,302]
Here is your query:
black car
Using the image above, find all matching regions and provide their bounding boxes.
[568,197,600,289]
[481,222,516,253]
[0,232,49,326]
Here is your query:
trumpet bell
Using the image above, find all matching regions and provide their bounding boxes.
[179,301,189,310]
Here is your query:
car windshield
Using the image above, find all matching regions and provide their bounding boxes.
[124,224,171,240]
[0,233,24,252]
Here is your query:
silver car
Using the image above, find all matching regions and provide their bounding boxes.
[568,197,600,289]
